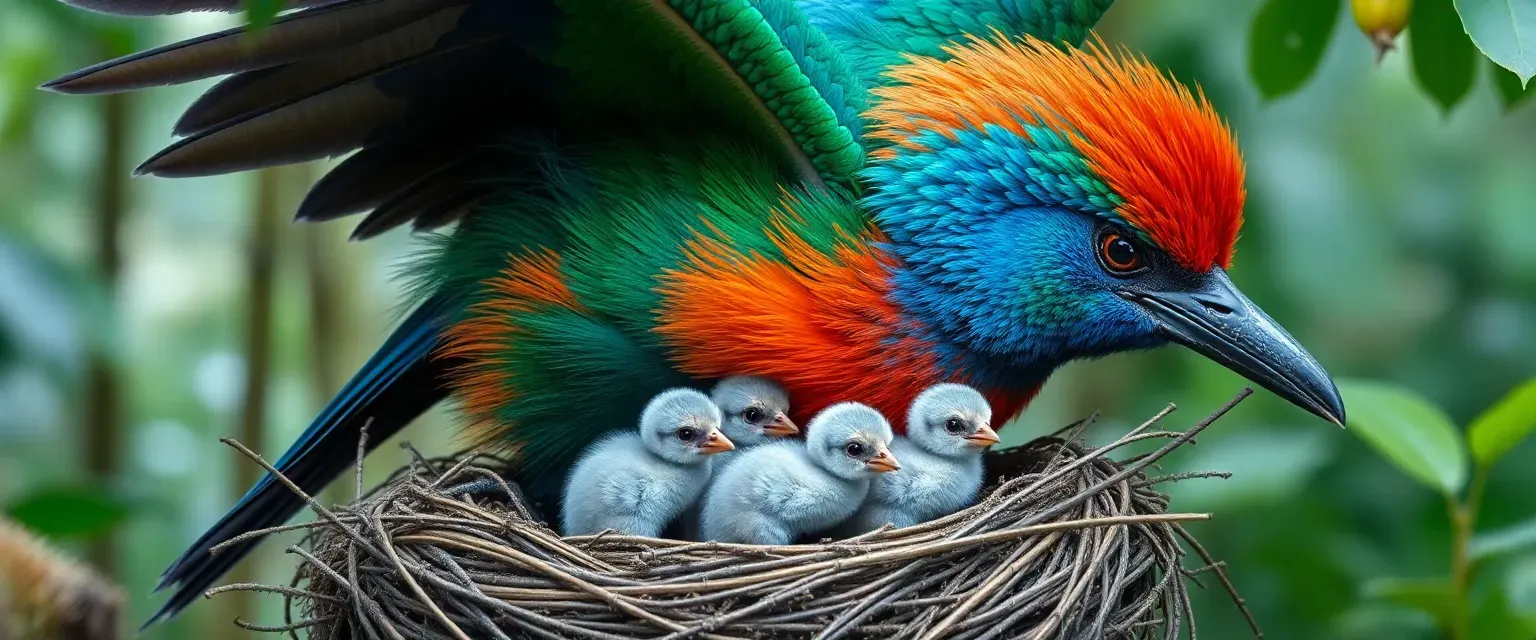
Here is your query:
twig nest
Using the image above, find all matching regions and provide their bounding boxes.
[233,390,1260,639]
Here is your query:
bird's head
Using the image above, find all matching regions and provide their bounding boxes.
[639,388,734,464]
[906,384,999,458]
[864,36,1344,425]
[805,402,900,480]
[709,375,798,447]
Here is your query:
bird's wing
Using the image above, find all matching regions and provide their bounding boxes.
[797,0,1115,90]
[47,0,870,238]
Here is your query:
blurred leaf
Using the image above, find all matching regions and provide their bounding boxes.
[1493,57,1536,108]
[1249,0,1342,99]
[1506,556,1536,633]
[1365,577,1460,627]
[1468,377,1536,466]
[1472,515,1536,559]
[5,486,129,540]
[1338,379,1468,494]
[1474,586,1535,639]
[1411,0,1480,112]
[1454,0,1536,85]
[245,0,286,33]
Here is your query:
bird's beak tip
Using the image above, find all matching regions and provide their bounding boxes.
[764,412,800,437]
[701,430,735,454]
[1129,269,1346,429]
[866,449,901,473]
[965,424,1001,448]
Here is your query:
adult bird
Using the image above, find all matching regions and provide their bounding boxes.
[45,0,1346,624]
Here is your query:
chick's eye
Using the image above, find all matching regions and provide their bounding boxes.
[844,442,864,458]
[743,407,765,423]
[944,418,966,434]
[676,427,699,443]
[1098,231,1144,274]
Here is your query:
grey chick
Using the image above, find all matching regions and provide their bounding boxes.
[711,375,799,454]
[561,388,735,537]
[675,375,799,540]
[841,383,998,535]
[699,402,899,545]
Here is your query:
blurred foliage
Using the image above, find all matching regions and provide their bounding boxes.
[5,486,130,540]
[1455,0,1536,85]
[0,0,1534,638]
[1254,0,1536,115]
[1342,378,1536,638]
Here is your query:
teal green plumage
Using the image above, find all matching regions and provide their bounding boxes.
[48,0,1345,630]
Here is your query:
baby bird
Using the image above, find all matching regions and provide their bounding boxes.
[711,375,799,452]
[561,388,735,537]
[674,375,799,539]
[841,383,998,535]
[699,402,899,545]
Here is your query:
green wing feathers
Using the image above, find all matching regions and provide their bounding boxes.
[799,0,1116,89]
[48,0,869,238]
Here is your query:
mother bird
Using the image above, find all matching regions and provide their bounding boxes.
[48,0,1345,623]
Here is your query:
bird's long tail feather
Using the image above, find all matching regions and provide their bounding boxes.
[145,297,453,626]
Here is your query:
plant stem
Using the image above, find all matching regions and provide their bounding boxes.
[1445,467,1489,640]
[1446,492,1471,640]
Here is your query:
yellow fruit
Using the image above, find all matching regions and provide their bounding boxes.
[1352,0,1413,64]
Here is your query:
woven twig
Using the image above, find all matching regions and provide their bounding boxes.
[215,388,1261,639]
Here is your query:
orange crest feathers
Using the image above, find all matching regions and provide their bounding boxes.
[868,34,1246,271]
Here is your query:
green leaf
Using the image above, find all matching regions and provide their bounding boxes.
[1454,0,1536,85]
[1249,0,1342,99]
[1338,379,1468,494]
[244,0,286,33]
[1468,377,1536,466]
[5,486,129,540]
[1365,577,1461,627]
[1411,0,1480,112]
[1493,57,1536,108]
[1506,556,1536,633]
[1472,514,1536,559]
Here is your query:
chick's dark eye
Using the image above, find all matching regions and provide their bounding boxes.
[676,427,699,443]
[944,418,966,434]
[844,442,864,458]
[743,407,765,423]
[1098,231,1144,274]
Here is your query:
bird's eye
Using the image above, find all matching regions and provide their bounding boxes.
[1098,230,1145,275]
[844,442,865,458]
[944,418,966,434]
[676,427,699,443]
[743,407,765,423]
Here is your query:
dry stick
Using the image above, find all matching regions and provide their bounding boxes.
[1174,524,1263,639]
[368,502,472,640]
[920,530,1065,640]
[233,616,338,633]
[206,583,342,603]
[1001,389,1251,540]
[953,405,1182,539]
[426,495,617,574]
[217,438,385,559]
[659,569,844,640]
[406,533,695,634]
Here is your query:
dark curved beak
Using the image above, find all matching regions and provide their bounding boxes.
[1120,268,1345,426]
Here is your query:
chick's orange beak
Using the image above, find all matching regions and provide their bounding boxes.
[763,411,799,437]
[965,423,1001,448]
[699,428,736,455]
[865,447,901,473]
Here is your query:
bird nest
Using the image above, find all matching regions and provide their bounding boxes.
[218,389,1261,640]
